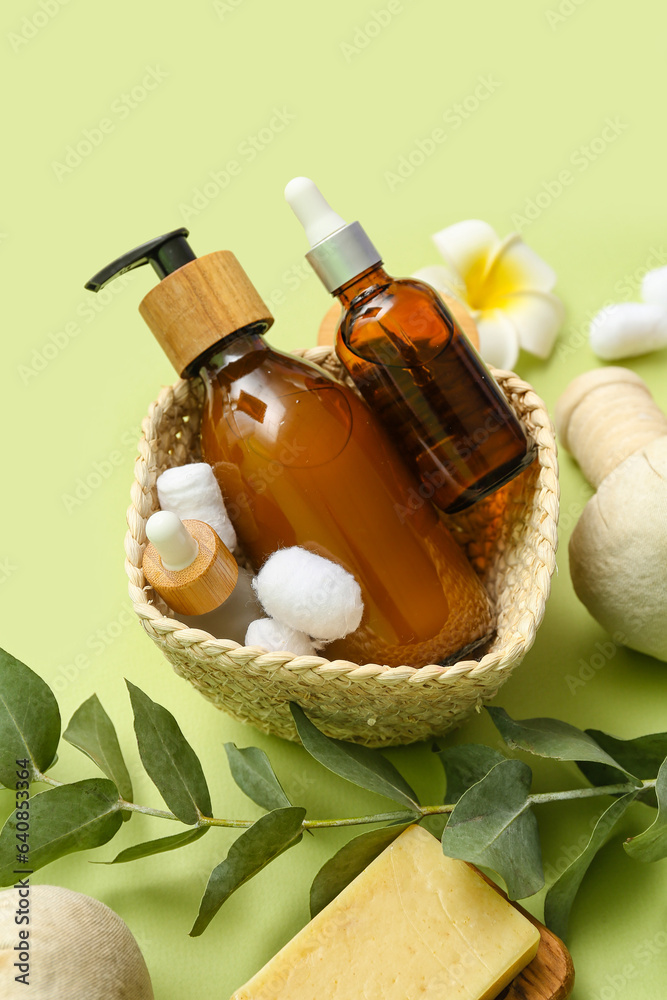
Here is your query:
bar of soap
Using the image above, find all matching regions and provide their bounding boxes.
[231,824,540,1000]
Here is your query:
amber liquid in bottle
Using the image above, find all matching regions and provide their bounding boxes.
[335,265,535,513]
[198,329,492,668]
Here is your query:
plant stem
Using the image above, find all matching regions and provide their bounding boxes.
[34,772,655,832]
[420,804,455,816]
[528,781,647,805]
[118,801,194,823]
[304,810,419,829]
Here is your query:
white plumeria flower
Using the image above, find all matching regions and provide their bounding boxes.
[413,220,565,370]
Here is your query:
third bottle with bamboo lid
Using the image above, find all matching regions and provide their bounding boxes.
[285,177,536,514]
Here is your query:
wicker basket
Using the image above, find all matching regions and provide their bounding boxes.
[125,347,559,747]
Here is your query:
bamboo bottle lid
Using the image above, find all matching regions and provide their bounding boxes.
[142,515,239,616]
[139,251,274,376]
[86,231,275,378]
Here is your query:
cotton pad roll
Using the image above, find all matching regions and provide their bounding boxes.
[641,265,667,308]
[253,547,364,641]
[157,463,237,551]
[245,618,317,656]
[589,302,667,360]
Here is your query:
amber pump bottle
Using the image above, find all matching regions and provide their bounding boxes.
[285,178,535,514]
[86,229,492,668]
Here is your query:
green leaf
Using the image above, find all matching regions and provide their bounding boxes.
[624,758,667,862]
[441,759,543,899]
[190,807,305,936]
[290,704,419,810]
[578,730,667,807]
[224,743,291,812]
[487,708,641,785]
[310,823,411,918]
[0,648,60,784]
[127,681,211,825]
[64,695,133,815]
[545,791,637,939]
[103,826,208,864]
[435,744,506,804]
[0,779,122,885]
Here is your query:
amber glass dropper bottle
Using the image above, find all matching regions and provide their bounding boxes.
[285,178,535,514]
[86,229,492,668]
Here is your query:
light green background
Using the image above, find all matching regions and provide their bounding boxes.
[1,0,666,997]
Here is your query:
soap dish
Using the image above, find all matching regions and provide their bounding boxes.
[125,347,559,747]
[480,871,574,999]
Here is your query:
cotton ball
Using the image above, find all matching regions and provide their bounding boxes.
[641,265,667,308]
[0,885,154,999]
[253,547,363,641]
[245,618,317,656]
[589,302,667,360]
[157,463,237,551]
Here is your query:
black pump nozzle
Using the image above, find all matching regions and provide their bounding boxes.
[85,228,197,292]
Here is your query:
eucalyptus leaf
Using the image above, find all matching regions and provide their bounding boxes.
[624,758,667,862]
[127,681,211,825]
[0,779,122,885]
[103,826,208,864]
[487,708,641,785]
[578,730,667,807]
[64,695,133,814]
[435,744,506,804]
[441,759,543,899]
[290,704,419,810]
[310,822,411,918]
[0,647,60,785]
[190,807,305,936]
[545,791,637,939]
[224,743,291,812]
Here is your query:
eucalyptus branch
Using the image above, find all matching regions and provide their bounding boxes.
[32,770,657,831]
[2,649,667,943]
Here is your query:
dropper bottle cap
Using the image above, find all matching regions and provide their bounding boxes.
[285,177,382,293]
[142,511,239,615]
[85,229,274,377]
[146,511,199,570]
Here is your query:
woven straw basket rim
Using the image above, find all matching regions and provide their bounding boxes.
[125,346,559,746]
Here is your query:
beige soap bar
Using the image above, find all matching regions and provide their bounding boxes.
[231,824,540,1000]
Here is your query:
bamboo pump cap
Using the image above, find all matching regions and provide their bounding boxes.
[142,513,239,616]
[85,228,274,376]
